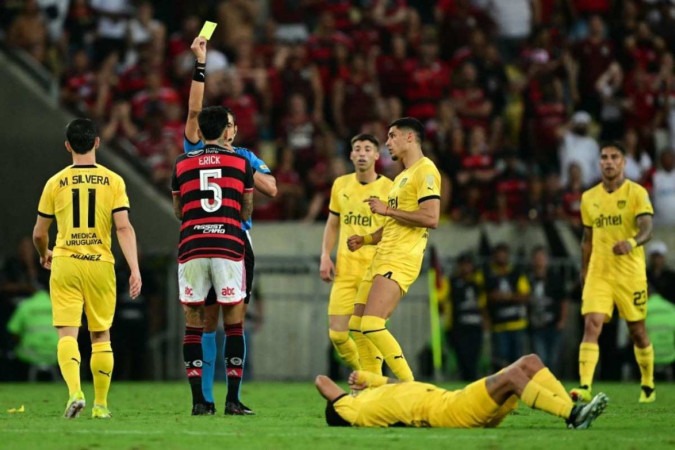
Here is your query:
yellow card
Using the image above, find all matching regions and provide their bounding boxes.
[199,21,217,40]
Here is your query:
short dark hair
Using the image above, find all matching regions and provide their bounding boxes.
[389,117,424,143]
[325,400,350,427]
[350,133,380,149]
[65,118,97,154]
[198,106,235,140]
[600,141,626,155]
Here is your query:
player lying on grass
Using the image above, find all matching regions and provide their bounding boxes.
[315,354,608,429]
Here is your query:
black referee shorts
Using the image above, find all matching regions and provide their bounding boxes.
[205,232,255,306]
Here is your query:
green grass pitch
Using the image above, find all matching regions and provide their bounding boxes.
[1,381,673,450]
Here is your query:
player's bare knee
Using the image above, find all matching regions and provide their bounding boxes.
[517,354,543,376]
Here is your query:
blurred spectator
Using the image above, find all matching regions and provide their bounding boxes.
[444,252,487,381]
[90,0,132,65]
[450,61,493,134]
[253,146,305,221]
[62,0,96,55]
[6,288,58,381]
[128,1,166,56]
[558,111,600,188]
[6,0,49,65]
[222,70,260,149]
[404,37,450,123]
[561,162,584,236]
[133,108,180,188]
[526,75,567,173]
[595,60,626,141]
[493,150,529,222]
[485,0,535,61]
[646,240,675,305]
[214,0,259,54]
[485,242,531,371]
[652,149,675,225]
[376,33,412,100]
[331,52,379,140]
[624,64,659,152]
[571,15,614,115]
[527,246,568,373]
[60,48,97,115]
[623,127,653,183]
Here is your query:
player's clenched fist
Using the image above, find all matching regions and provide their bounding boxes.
[364,197,388,216]
[612,240,633,255]
[347,235,364,252]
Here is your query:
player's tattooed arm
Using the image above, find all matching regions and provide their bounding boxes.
[581,226,593,283]
[172,194,183,220]
[634,214,653,247]
[613,214,653,255]
[241,191,253,222]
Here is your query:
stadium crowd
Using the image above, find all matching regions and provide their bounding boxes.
[2,1,675,384]
[3,0,675,225]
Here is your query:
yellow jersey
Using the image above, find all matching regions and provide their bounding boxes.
[580,180,653,280]
[37,164,130,264]
[329,173,393,278]
[378,157,441,259]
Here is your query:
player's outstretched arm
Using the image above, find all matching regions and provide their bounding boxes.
[185,36,207,144]
[113,210,142,299]
[320,213,339,282]
[32,216,53,270]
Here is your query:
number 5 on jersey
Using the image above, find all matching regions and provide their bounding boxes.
[200,169,222,212]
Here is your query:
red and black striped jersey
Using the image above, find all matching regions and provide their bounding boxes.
[171,145,253,263]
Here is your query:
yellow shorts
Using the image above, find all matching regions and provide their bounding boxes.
[428,379,518,428]
[328,275,360,316]
[355,254,423,305]
[582,276,647,321]
[50,257,117,331]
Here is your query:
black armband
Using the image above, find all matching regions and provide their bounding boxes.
[193,61,206,82]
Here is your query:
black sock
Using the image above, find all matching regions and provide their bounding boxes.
[224,322,244,403]
[184,326,205,405]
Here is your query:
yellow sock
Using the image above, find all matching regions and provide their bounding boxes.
[91,341,114,407]
[349,315,383,374]
[361,315,414,381]
[329,329,361,370]
[57,336,81,395]
[532,367,570,400]
[521,380,573,419]
[634,344,654,389]
[579,342,599,387]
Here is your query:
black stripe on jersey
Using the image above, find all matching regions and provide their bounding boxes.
[329,209,339,216]
[112,206,130,214]
[37,211,55,218]
[418,195,441,204]
[635,212,654,219]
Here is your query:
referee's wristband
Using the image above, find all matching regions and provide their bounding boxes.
[193,60,206,82]
[363,234,373,245]
[627,238,638,249]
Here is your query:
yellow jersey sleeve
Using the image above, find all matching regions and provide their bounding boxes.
[632,184,653,217]
[580,191,592,227]
[37,175,58,218]
[112,175,130,212]
[415,160,441,204]
[328,176,343,216]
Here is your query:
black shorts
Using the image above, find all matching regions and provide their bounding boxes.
[205,232,254,306]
